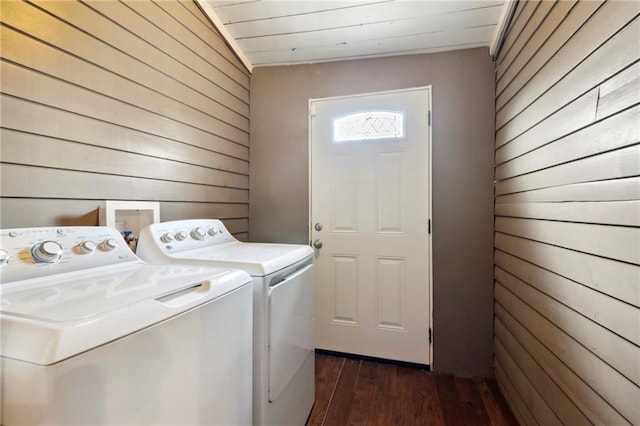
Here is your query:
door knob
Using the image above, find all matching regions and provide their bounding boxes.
[313,239,323,249]
[314,223,323,232]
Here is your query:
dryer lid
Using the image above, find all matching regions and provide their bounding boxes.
[175,242,314,276]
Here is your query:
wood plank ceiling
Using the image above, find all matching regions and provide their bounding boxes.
[197,0,511,71]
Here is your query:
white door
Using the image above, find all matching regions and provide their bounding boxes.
[310,87,432,365]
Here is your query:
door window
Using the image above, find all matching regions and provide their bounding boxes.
[332,110,405,143]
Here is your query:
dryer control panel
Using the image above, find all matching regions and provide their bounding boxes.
[138,219,237,256]
[0,227,139,284]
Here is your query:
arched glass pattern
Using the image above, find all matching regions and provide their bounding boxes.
[333,110,405,143]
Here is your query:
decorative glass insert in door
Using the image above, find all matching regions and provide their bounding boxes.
[333,110,405,143]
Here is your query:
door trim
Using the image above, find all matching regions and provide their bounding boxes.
[308,86,433,367]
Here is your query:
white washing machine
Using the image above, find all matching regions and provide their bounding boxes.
[0,226,253,426]
[137,219,315,426]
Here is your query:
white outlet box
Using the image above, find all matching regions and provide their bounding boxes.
[100,201,160,237]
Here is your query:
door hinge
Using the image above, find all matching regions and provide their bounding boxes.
[428,111,431,126]
[428,219,431,234]
[428,328,432,344]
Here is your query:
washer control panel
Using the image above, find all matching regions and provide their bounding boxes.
[0,227,138,284]
[138,219,236,255]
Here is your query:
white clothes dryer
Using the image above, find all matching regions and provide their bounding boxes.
[0,226,253,426]
[137,219,315,426]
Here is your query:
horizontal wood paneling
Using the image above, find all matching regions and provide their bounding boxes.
[495,0,540,70]
[122,1,248,87]
[1,96,248,166]
[495,0,555,83]
[496,0,578,90]
[497,14,640,147]
[495,312,630,425]
[495,261,640,381]
[496,285,638,423]
[494,232,639,308]
[495,200,640,227]
[495,87,600,164]
[495,216,640,265]
[496,0,603,104]
[493,1,640,424]
[0,199,248,229]
[1,131,248,189]
[1,164,248,203]
[497,1,636,120]
[153,1,247,78]
[494,338,567,426]
[36,0,248,106]
[496,144,640,195]
[496,176,640,204]
[494,361,533,426]
[495,105,640,179]
[1,59,248,147]
[0,0,249,230]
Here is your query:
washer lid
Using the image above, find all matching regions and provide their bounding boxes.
[0,263,251,365]
[176,242,314,276]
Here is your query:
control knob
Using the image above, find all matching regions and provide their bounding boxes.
[0,249,9,266]
[100,239,118,252]
[174,231,187,241]
[208,228,218,236]
[191,227,206,240]
[78,241,97,254]
[32,241,64,263]
[160,233,174,243]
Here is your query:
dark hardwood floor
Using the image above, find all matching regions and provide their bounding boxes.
[306,353,519,426]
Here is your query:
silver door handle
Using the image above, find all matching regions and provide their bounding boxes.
[312,239,323,249]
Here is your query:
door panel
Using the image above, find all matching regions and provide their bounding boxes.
[331,255,358,323]
[310,87,432,365]
[377,256,406,329]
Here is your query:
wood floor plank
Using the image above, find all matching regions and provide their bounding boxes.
[354,362,379,425]
[322,358,361,426]
[454,376,492,425]
[476,377,519,426]
[394,367,445,425]
[435,374,471,425]
[358,361,392,425]
[307,353,518,426]
[307,354,344,426]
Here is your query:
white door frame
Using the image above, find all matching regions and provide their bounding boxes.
[308,86,434,366]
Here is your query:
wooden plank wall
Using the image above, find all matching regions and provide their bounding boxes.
[493,0,640,424]
[0,0,250,239]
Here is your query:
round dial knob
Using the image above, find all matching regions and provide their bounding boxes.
[191,227,206,240]
[32,241,64,263]
[160,233,174,243]
[174,231,187,241]
[0,249,10,266]
[100,239,118,252]
[208,228,218,236]
[78,241,97,254]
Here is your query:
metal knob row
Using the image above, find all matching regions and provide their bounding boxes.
[31,238,118,263]
[160,227,220,244]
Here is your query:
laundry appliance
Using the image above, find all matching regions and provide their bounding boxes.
[137,219,315,425]
[0,226,253,425]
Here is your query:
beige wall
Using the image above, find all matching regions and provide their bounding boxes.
[250,48,496,377]
[493,1,640,424]
[0,0,250,238]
